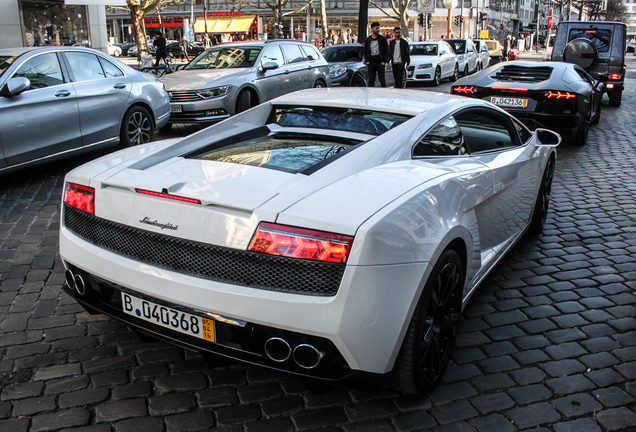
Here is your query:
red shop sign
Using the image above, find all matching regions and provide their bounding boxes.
[204,10,242,17]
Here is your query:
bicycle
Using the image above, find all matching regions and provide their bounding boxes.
[140,52,182,78]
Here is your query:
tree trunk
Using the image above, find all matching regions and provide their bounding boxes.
[399,7,409,39]
[320,0,328,42]
[130,7,149,60]
[358,0,368,41]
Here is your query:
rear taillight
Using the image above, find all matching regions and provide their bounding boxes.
[64,182,95,215]
[609,74,621,80]
[546,90,575,99]
[248,222,353,264]
[453,85,480,94]
[492,87,529,92]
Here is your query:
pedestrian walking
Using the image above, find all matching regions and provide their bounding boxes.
[363,22,390,87]
[503,34,511,61]
[180,35,189,61]
[389,27,410,89]
[203,33,212,49]
[153,31,166,66]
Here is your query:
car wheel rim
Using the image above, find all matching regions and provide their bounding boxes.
[420,262,460,383]
[352,75,366,86]
[127,111,152,145]
[540,158,554,225]
[435,69,440,85]
[314,82,325,88]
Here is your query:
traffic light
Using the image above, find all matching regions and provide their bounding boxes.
[418,13,424,27]
[460,16,464,24]
[500,23,504,29]
[454,16,460,26]
[427,13,432,28]
[478,12,484,23]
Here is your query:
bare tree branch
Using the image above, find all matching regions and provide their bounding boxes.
[282,0,313,16]
[368,0,399,20]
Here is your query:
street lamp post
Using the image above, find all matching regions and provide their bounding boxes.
[278,0,282,38]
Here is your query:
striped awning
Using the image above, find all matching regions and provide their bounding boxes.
[193,16,255,34]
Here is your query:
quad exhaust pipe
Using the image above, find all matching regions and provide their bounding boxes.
[264,338,324,369]
[65,269,86,296]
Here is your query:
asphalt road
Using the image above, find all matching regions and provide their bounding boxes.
[1,53,636,432]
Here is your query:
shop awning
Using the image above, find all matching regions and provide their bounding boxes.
[194,16,255,34]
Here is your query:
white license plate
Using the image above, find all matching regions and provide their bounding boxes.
[491,97,528,108]
[122,292,215,342]
[170,104,182,113]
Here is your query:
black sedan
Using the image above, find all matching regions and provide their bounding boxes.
[451,61,603,145]
[166,41,205,59]
[320,44,368,87]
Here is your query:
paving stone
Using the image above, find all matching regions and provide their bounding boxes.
[261,396,304,417]
[509,367,547,385]
[585,368,625,388]
[552,393,602,417]
[513,349,550,365]
[429,381,477,405]
[291,407,347,429]
[59,388,110,408]
[1,381,44,401]
[12,395,57,416]
[441,363,481,383]
[31,408,90,432]
[507,384,552,405]
[197,388,238,408]
[91,369,129,387]
[114,417,164,432]
[95,399,147,422]
[34,364,81,381]
[165,411,215,432]
[236,381,282,403]
[45,376,89,394]
[0,419,29,432]
[468,414,514,432]
[507,402,561,429]
[545,342,587,360]
[542,359,587,377]
[304,389,350,409]
[546,375,596,395]
[553,418,602,432]
[593,387,636,408]
[431,399,477,425]
[517,318,557,334]
[581,352,620,369]
[391,410,437,431]
[112,382,152,400]
[595,407,636,432]
[345,399,398,422]
[148,393,196,416]
[581,337,622,353]
[469,392,515,415]
[546,328,587,344]
[393,395,432,412]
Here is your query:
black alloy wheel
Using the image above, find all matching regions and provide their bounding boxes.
[313,79,327,88]
[450,64,459,82]
[591,101,601,125]
[351,74,367,87]
[528,155,555,235]
[120,106,154,148]
[432,67,441,86]
[392,249,463,394]
[574,106,592,146]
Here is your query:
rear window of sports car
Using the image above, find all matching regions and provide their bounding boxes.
[568,29,611,52]
[191,132,360,173]
[271,106,412,136]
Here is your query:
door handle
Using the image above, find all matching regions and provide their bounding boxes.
[284,70,290,74]
[306,66,313,70]
[113,83,127,89]
[55,90,71,97]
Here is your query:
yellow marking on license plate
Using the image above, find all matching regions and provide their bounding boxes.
[202,318,215,342]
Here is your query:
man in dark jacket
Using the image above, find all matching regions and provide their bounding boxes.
[389,27,410,89]
[363,22,390,87]
[153,31,166,66]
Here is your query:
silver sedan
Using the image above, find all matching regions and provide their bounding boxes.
[0,46,170,174]
[160,40,331,124]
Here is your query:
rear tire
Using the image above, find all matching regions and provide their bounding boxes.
[351,74,367,87]
[528,156,555,235]
[464,65,469,76]
[119,106,154,148]
[574,107,591,146]
[608,90,622,107]
[391,249,463,395]
[591,102,601,125]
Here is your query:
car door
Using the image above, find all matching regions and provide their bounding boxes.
[256,45,292,101]
[0,51,81,166]
[481,43,490,67]
[466,41,477,72]
[62,51,132,146]
[280,43,312,91]
[440,44,454,77]
[454,107,539,250]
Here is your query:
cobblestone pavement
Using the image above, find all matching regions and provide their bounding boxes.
[1,69,636,432]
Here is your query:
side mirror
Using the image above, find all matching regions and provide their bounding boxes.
[261,61,279,71]
[6,77,30,96]
[536,128,561,146]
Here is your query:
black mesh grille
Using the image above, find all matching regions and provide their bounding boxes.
[183,126,271,159]
[64,204,344,296]
[494,65,553,82]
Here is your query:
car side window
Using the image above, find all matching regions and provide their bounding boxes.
[454,109,516,153]
[13,53,64,90]
[512,118,533,144]
[574,67,593,84]
[98,57,124,78]
[64,52,105,82]
[413,116,466,157]
[300,45,318,60]
[261,45,285,68]
[281,44,305,64]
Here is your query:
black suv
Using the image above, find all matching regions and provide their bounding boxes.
[551,21,626,107]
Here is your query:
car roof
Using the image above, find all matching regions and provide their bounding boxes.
[0,47,39,56]
[409,41,444,45]
[0,46,113,57]
[271,88,468,116]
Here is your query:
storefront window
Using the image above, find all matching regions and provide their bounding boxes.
[20,1,89,47]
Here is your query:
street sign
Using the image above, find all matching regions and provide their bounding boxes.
[480,29,489,38]
[420,0,435,13]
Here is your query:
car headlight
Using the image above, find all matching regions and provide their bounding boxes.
[329,65,348,78]
[417,64,433,69]
[197,85,232,99]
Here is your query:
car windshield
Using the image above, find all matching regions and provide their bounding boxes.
[0,56,18,79]
[321,46,362,62]
[273,106,412,136]
[447,40,466,54]
[184,46,262,69]
[485,41,499,50]
[410,44,438,55]
[190,132,360,173]
[568,28,611,52]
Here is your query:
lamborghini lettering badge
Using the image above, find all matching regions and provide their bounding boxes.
[139,217,178,231]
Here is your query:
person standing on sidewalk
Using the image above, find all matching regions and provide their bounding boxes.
[153,31,166,66]
[180,35,189,61]
[363,22,389,87]
[389,27,410,89]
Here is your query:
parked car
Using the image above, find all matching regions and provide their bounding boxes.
[0,46,170,174]
[542,33,556,61]
[508,49,520,60]
[472,39,492,70]
[550,21,626,107]
[451,61,602,145]
[128,41,156,57]
[166,41,205,58]
[320,44,368,87]
[59,87,558,394]
[445,38,478,76]
[108,43,122,57]
[120,41,136,56]
[484,39,503,64]
[160,40,330,125]
[407,41,459,86]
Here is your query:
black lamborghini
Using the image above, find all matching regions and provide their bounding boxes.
[450,61,603,145]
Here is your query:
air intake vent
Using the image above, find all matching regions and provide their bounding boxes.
[494,65,553,82]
